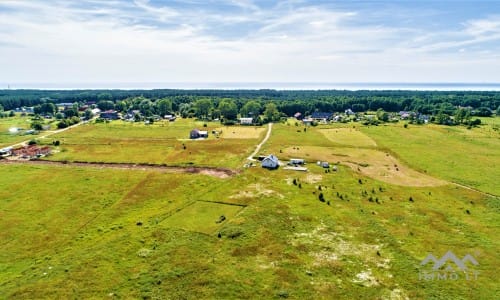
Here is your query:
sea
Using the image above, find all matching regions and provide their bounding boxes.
[4,82,500,91]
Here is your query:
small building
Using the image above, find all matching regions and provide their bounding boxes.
[239,117,253,125]
[302,118,313,125]
[262,154,279,169]
[100,110,119,120]
[190,129,208,139]
[311,112,334,121]
[294,112,303,120]
[164,114,176,121]
[290,158,305,165]
[345,108,355,115]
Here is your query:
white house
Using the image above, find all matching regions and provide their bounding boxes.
[262,154,279,169]
[239,117,253,125]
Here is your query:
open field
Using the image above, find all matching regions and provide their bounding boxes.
[319,128,377,147]
[162,201,245,234]
[42,119,265,168]
[361,121,500,196]
[0,115,54,148]
[1,119,498,299]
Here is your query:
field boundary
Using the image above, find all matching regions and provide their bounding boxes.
[0,159,239,178]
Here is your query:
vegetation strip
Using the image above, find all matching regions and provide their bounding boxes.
[0,159,239,178]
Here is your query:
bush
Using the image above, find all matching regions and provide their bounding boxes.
[28,139,37,145]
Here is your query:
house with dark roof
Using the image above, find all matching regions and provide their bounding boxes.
[100,110,120,120]
[190,129,208,139]
[311,112,334,121]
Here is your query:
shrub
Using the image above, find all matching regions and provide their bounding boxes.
[28,139,37,145]
[318,193,325,202]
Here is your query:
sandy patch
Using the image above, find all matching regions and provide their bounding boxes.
[283,146,446,187]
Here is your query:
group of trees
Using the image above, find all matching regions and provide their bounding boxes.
[0,89,498,126]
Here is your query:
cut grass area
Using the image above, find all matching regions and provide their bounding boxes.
[361,122,500,195]
[215,126,266,139]
[161,201,244,234]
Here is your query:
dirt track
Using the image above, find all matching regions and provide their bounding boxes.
[0,159,238,178]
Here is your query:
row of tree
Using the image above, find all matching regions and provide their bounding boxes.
[1,89,499,116]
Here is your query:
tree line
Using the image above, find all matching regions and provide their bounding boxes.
[1,89,498,120]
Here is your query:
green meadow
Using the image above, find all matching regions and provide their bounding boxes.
[0,114,54,148]
[361,122,500,196]
[43,119,264,168]
[0,119,498,299]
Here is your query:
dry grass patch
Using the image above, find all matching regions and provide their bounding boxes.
[320,128,377,147]
[282,146,446,187]
[215,126,265,139]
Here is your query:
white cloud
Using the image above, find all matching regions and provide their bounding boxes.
[0,0,499,86]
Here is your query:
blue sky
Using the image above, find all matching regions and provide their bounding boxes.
[0,0,499,87]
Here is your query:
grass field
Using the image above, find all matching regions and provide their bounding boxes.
[44,119,265,168]
[1,119,498,299]
[361,121,500,195]
[0,114,54,147]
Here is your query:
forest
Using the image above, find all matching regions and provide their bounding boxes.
[0,89,498,119]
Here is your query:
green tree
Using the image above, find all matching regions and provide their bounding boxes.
[84,109,94,120]
[97,100,115,111]
[139,99,153,117]
[115,100,127,112]
[64,108,78,118]
[218,99,238,120]
[9,110,15,117]
[0,104,4,111]
[376,108,389,122]
[454,108,467,124]
[240,100,261,118]
[157,98,173,117]
[31,121,43,130]
[194,99,212,120]
[263,102,280,122]
[435,111,450,125]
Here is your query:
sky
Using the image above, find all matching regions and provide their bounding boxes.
[0,0,500,88]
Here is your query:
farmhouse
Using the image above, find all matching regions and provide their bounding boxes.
[261,154,279,169]
[100,110,120,120]
[239,117,253,125]
[190,129,208,139]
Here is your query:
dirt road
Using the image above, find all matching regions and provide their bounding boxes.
[247,122,272,161]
